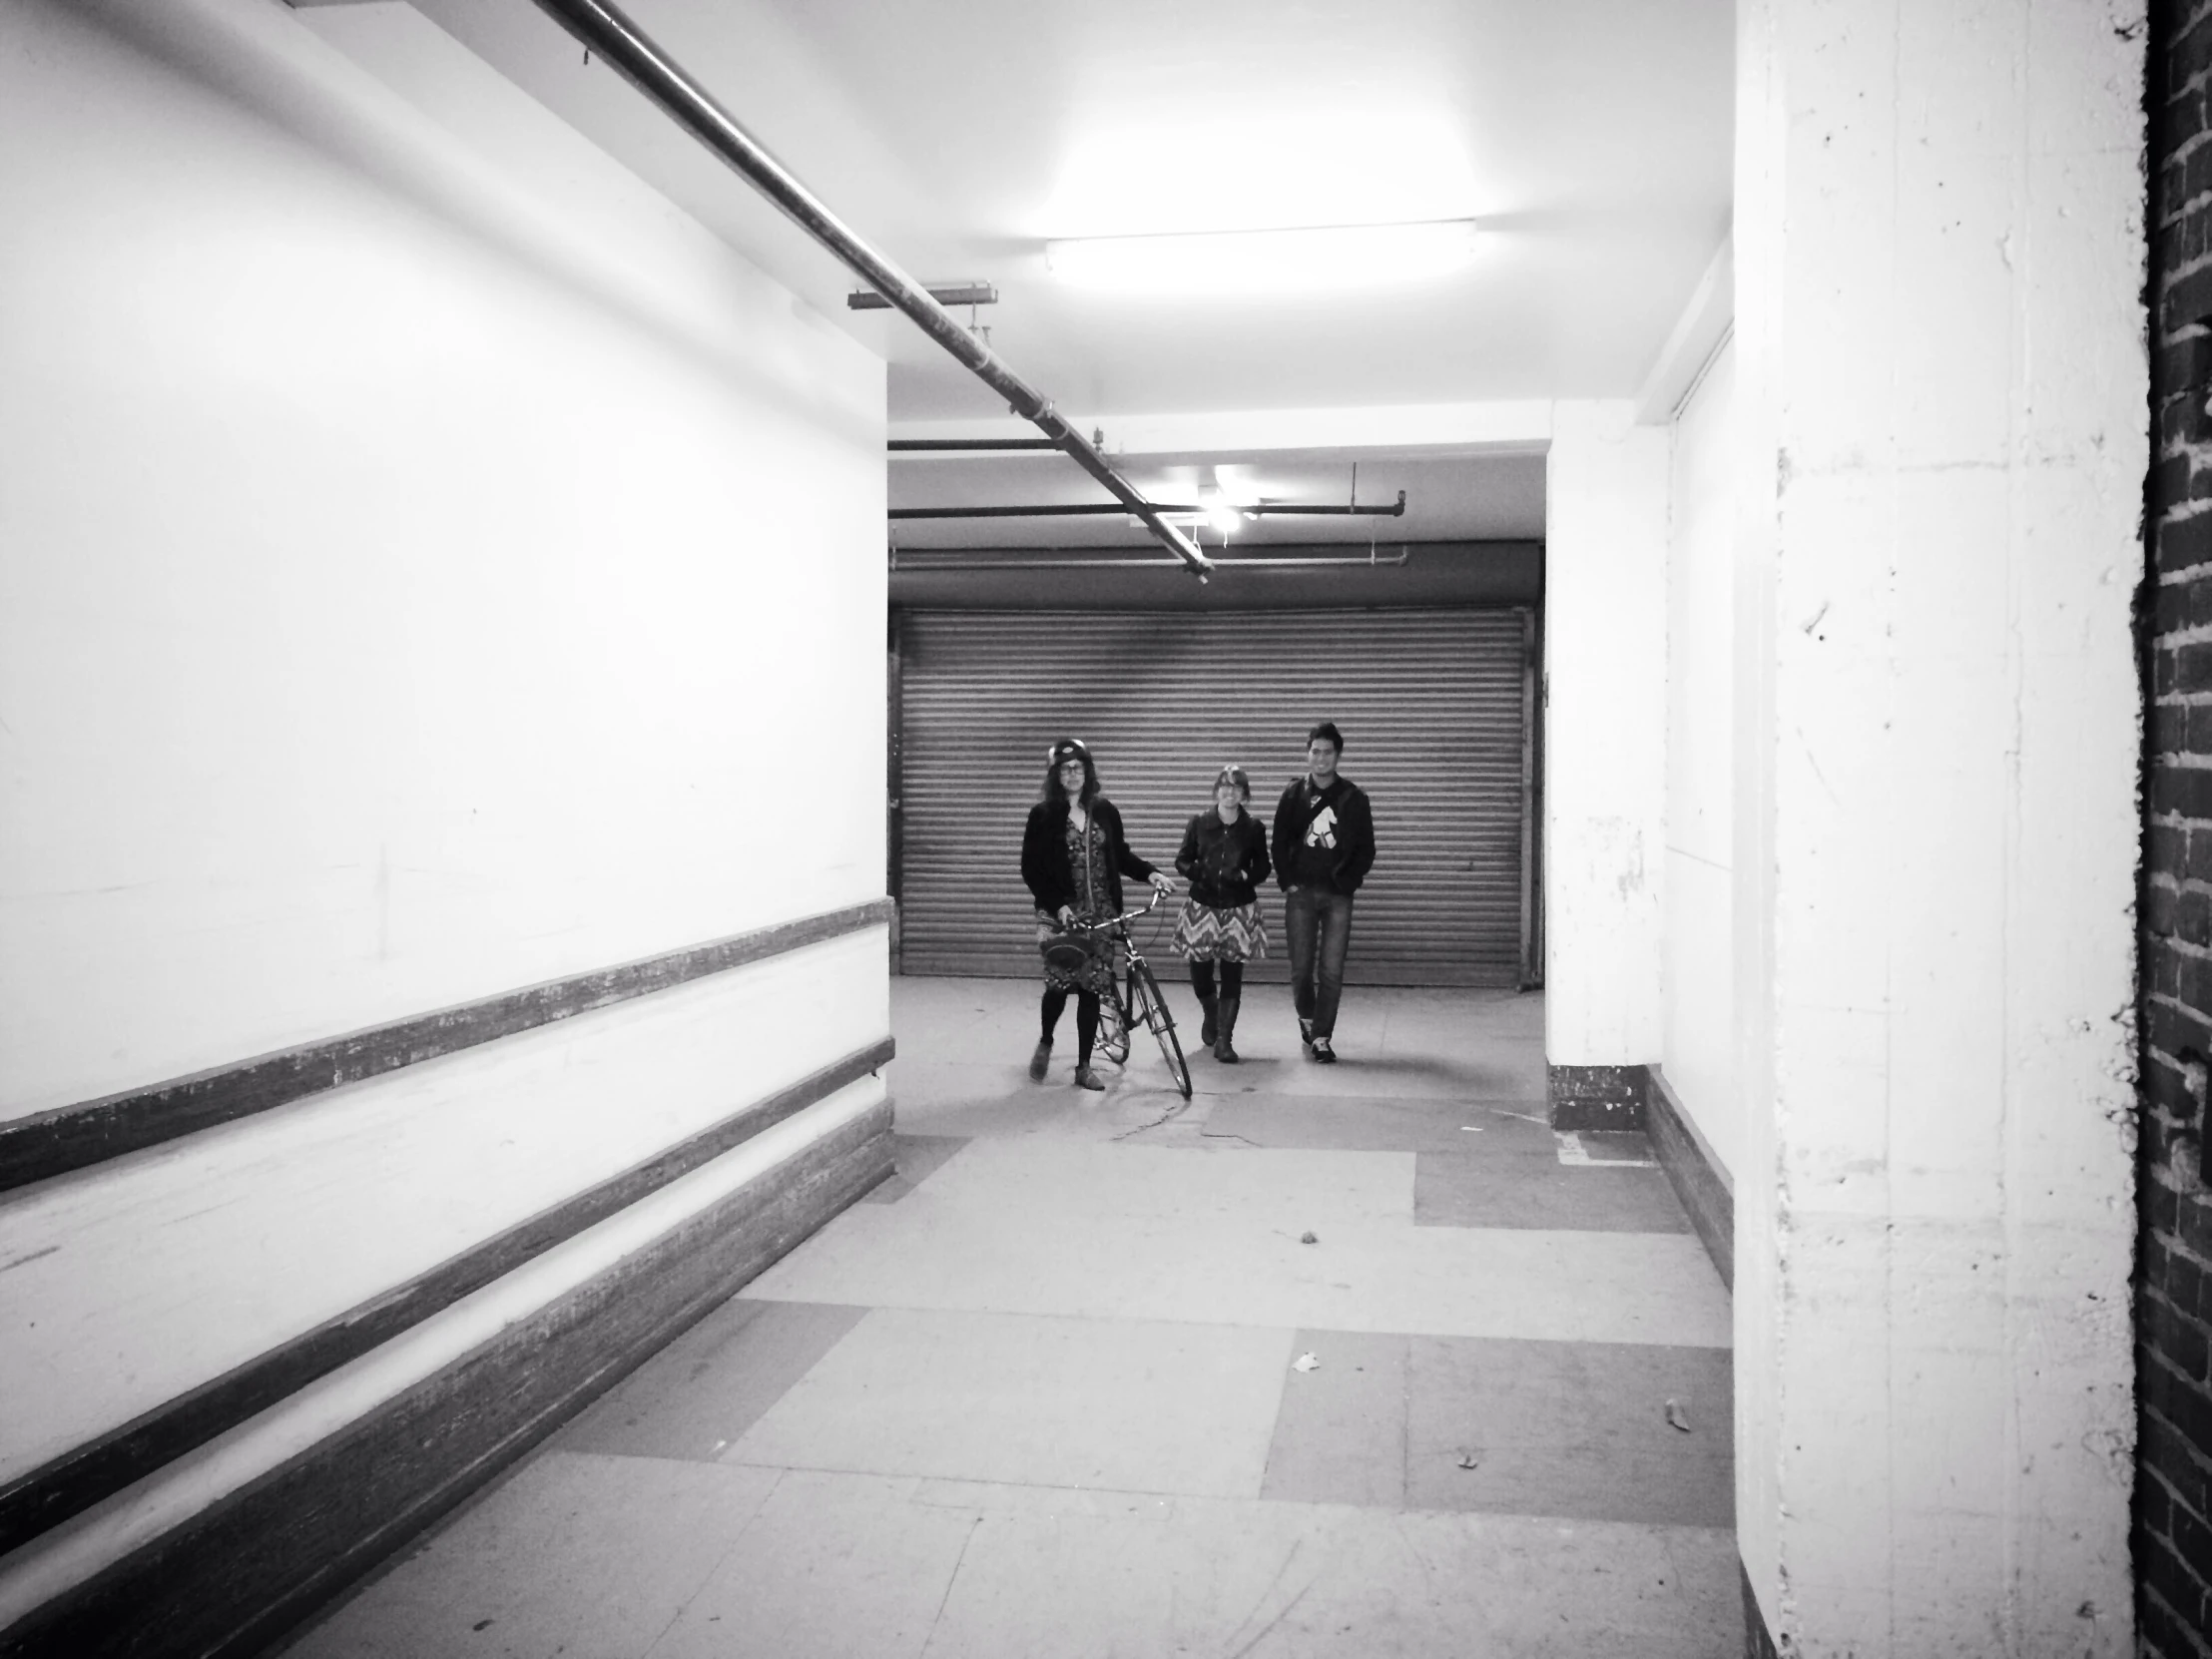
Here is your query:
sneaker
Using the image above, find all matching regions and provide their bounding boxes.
[1028,1040,1052,1081]
[1310,1037,1337,1064]
[1073,1065,1106,1091]
[1299,1017,1316,1052]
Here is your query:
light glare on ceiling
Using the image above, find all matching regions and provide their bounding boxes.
[1045,221,1480,294]
[1198,488,1244,538]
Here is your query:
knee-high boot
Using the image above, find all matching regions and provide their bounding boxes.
[1214,993,1242,1063]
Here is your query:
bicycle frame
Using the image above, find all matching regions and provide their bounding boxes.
[1061,889,1191,1099]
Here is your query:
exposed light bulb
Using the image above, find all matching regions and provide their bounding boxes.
[1199,489,1243,538]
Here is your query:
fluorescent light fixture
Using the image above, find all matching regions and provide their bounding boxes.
[1045,220,1479,294]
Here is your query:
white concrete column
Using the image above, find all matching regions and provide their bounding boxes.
[1731,1,2144,1652]
[1543,400,1669,1077]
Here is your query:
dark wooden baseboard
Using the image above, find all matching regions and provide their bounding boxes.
[1646,1068,1733,1292]
[1547,1062,1649,1130]
[0,898,893,1194]
[0,1099,893,1659]
[0,1037,892,1560]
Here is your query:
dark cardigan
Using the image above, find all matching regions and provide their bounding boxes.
[1174,809,1271,908]
[1021,796,1158,917]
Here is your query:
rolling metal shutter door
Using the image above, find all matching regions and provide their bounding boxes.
[897,608,1531,987]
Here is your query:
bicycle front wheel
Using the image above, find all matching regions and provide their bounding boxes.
[1097,981,1131,1065]
[1127,961,1192,1100]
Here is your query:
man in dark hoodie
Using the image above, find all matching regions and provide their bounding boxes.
[1270,721,1376,1063]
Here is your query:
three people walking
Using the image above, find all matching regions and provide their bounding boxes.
[1018,722,1375,1082]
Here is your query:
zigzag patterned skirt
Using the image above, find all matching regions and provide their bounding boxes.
[1172,899,1270,963]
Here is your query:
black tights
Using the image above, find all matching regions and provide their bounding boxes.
[1188,960,1245,999]
[1040,987,1100,1064]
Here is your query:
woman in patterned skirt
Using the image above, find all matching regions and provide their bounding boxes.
[1020,737,1177,1090]
[1172,765,1272,1063]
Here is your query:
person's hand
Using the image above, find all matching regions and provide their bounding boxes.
[1150,872,1177,895]
[1057,904,1075,925]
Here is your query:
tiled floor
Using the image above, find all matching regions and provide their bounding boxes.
[285,977,1737,1658]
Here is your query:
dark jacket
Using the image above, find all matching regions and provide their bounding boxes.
[1021,796,1158,916]
[1175,809,1271,908]
[1271,773,1377,895]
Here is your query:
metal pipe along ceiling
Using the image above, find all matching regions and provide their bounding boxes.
[524,0,1214,580]
[889,491,1409,521]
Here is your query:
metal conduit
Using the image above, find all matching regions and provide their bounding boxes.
[525,0,1213,579]
[889,438,1066,453]
[890,550,1413,570]
[889,491,1407,521]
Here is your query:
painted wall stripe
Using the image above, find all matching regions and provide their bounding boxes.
[0,1035,892,1559]
[0,898,893,1193]
[0,1076,886,1631]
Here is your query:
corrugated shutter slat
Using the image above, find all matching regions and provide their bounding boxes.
[895,608,1530,987]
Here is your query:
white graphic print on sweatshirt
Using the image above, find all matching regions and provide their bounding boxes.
[1305,804,1339,849]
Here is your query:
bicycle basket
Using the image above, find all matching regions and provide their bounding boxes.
[1040,927,1101,973]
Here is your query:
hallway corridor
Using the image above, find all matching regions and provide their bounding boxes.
[282,981,1735,1658]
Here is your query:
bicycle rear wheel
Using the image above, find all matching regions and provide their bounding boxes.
[1126,961,1192,1100]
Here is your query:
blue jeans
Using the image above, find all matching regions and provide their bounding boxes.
[1282,886,1354,1040]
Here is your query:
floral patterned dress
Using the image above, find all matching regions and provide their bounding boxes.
[1035,814,1119,997]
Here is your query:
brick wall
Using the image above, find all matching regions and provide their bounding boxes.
[2145,6,2212,1655]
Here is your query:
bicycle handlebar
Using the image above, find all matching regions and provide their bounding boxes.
[1061,884,1174,934]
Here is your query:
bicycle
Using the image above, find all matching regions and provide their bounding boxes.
[1062,888,1192,1100]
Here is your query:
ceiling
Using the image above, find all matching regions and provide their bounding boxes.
[402,0,1736,546]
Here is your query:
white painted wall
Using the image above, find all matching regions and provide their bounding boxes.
[1732,1,2142,1651]
[1543,401,1668,1069]
[0,0,887,1119]
[0,0,890,1567]
[1661,341,1737,1178]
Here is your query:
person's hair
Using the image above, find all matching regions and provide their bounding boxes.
[1212,765,1252,801]
[1042,738,1099,807]
[1307,721,1345,754]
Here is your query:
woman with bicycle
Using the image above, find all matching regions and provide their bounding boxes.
[1172,765,1271,1063]
[1021,737,1176,1091]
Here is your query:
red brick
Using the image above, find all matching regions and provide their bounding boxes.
[2156,765,2212,819]
[2163,512,2212,574]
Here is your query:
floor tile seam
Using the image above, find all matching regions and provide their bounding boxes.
[711,1456,1264,1507]
[894,1083,1555,1109]
[914,1510,984,1659]
[1247,1490,1742,1532]
[702,1459,1740,1541]
[1408,1219,1702,1238]
[635,1464,790,1659]
[783,1217,1728,1249]
[734,1294,1736,1350]
[737,1295,1302,1339]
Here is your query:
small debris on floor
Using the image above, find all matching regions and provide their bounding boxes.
[1300,1230,1319,1244]
[1458,1125,1484,1132]
[1664,1398,1692,1432]
[1293,1352,1322,1373]
[1456,1451,1479,1470]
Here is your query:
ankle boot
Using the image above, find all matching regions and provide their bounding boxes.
[1199,993,1220,1047]
[1214,994,1242,1063]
